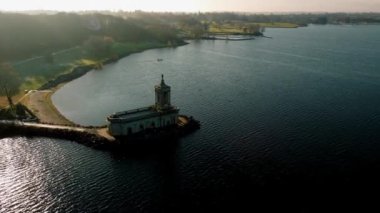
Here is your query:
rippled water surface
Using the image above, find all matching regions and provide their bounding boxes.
[2,25,380,212]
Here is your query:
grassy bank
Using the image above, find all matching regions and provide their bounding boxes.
[13,41,171,91]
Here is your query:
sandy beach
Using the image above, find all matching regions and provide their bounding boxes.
[20,86,74,126]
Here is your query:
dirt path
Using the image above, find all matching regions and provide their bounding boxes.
[21,89,74,126]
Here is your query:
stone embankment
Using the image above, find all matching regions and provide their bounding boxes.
[0,121,117,150]
[0,115,200,150]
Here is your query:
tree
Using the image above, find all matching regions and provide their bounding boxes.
[178,18,206,39]
[0,63,22,108]
[247,24,260,34]
[83,36,114,57]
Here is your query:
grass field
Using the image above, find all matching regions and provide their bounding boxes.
[208,22,298,34]
[258,22,299,28]
[12,46,86,91]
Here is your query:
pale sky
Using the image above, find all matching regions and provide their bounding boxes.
[1,0,380,12]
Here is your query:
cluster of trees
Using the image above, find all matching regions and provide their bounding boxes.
[242,24,265,35]
[83,36,114,57]
[0,63,22,110]
[0,103,32,120]
[177,18,208,38]
[0,12,181,61]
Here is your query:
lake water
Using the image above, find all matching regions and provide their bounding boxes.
[2,25,380,212]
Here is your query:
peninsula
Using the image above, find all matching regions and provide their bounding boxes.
[0,76,200,149]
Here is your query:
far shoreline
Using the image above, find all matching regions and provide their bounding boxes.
[38,41,189,91]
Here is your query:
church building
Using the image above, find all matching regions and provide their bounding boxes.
[107,75,179,137]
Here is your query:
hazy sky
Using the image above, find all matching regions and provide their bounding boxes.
[1,0,380,12]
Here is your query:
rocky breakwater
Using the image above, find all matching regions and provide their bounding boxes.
[39,64,96,90]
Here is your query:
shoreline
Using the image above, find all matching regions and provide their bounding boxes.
[1,41,199,148]
[38,41,188,91]
[20,41,188,127]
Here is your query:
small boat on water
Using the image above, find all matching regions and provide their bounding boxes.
[157,58,163,62]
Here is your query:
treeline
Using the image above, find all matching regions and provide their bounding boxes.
[106,11,380,37]
[117,11,380,26]
[238,13,380,25]
[0,12,181,61]
[115,11,266,37]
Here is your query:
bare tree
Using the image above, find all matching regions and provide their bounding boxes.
[0,63,22,109]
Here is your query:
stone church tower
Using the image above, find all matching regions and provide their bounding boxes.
[107,75,179,136]
[155,74,171,111]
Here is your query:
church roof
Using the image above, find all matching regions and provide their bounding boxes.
[107,106,179,123]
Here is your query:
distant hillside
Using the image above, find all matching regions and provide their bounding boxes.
[0,12,181,61]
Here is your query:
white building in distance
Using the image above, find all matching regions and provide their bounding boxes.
[107,75,179,137]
